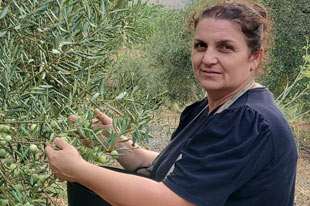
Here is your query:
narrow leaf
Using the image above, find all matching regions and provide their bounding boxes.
[0,31,7,37]
[0,5,9,19]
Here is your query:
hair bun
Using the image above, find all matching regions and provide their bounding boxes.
[253,3,268,18]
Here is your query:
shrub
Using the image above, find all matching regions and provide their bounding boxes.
[116,6,205,106]
[275,37,310,119]
[0,0,162,204]
[260,0,310,105]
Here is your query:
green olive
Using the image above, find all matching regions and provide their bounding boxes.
[110,150,119,159]
[38,174,47,183]
[97,156,107,164]
[30,124,37,131]
[50,120,59,129]
[0,140,6,146]
[4,135,11,142]
[9,163,17,171]
[32,173,39,183]
[0,149,6,158]
[0,125,10,133]
[13,169,21,176]
[29,144,39,154]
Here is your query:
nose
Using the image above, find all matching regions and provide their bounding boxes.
[202,48,218,66]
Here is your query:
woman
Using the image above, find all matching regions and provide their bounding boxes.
[45,2,298,205]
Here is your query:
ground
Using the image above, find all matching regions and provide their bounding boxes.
[296,151,310,206]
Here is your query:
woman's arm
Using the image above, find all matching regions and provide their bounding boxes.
[114,135,159,173]
[78,162,194,206]
[45,138,194,206]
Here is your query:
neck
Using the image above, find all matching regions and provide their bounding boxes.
[207,80,256,113]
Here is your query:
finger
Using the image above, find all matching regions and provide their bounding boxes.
[45,145,55,157]
[54,137,71,150]
[92,118,100,125]
[69,115,79,122]
[94,109,112,125]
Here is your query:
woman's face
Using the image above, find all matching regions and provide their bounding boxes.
[192,18,261,95]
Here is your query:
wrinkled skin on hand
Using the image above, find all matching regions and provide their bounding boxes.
[45,137,86,182]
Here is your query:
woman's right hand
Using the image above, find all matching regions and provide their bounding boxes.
[91,109,113,137]
[68,108,113,147]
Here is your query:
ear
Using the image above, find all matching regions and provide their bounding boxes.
[249,48,264,71]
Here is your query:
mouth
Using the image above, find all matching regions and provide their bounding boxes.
[200,70,221,77]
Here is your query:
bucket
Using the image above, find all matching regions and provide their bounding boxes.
[67,166,138,206]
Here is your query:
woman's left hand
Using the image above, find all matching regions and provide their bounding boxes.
[45,137,86,182]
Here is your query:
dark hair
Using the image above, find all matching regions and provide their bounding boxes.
[191,2,270,56]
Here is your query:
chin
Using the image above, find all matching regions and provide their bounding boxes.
[198,81,223,92]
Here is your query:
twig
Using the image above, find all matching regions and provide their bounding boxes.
[296,186,310,198]
[0,121,45,124]
[300,146,310,153]
[0,163,14,188]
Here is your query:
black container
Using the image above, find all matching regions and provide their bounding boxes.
[67,166,138,206]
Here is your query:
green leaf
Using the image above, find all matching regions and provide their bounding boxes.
[99,78,104,95]
[115,92,127,100]
[0,31,7,38]
[0,5,9,19]
[91,93,100,101]
[71,14,83,31]
[34,4,48,13]
[84,4,91,20]
[100,0,106,15]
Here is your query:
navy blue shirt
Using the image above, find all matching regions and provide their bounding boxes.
[151,87,298,206]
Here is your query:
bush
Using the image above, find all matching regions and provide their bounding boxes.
[275,38,310,119]
[116,6,205,106]
[0,0,162,204]
[260,0,310,106]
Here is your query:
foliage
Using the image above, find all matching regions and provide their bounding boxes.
[260,0,310,106]
[116,6,205,106]
[276,37,310,120]
[0,0,162,204]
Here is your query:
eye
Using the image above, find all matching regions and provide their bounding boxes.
[194,42,207,51]
[219,44,234,52]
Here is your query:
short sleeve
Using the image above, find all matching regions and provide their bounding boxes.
[170,99,207,140]
[163,106,274,206]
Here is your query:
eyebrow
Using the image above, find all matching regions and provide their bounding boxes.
[193,38,236,44]
[193,38,203,42]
